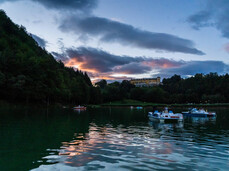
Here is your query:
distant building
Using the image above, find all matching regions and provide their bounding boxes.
[130,77,161,87]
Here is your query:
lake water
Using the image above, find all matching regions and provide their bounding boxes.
[0,105,228,170]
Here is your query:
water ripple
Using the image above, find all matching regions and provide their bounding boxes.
[33,119,229,171]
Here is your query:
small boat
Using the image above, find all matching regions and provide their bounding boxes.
[148,107,183,123]
[73,105,87,110]
[182,108,216,117]
[136,106,143,109]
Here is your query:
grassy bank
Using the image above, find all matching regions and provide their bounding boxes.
[101,99,165,107]
[99,99,229,107]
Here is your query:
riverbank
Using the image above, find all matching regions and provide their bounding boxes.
[94,99,229,108]
[2,99,229,109]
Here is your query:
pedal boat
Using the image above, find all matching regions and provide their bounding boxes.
[73,105,87,110]
[148,108,183,123]
[182,108,216,117]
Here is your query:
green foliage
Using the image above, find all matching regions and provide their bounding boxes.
[162,72,229,103]
[0,10,95,104]
[130,87,166,103]
[96,73,229,104]
[95,79,107,89]
[97,80,135,102]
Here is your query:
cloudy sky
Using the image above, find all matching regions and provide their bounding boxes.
[1,0,229,82]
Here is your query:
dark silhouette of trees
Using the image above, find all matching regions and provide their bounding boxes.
[0,10,96,104]
[95,79,107,89]
[161,73,229,103]
[95,73,229,104]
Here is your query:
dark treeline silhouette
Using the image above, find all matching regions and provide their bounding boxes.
[96,73,229,104]
[162,73,229,103]
[0,10,101,104]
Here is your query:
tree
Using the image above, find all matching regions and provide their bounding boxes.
[95,79,107,89]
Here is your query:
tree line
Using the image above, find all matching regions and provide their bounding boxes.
[95,73,229,104]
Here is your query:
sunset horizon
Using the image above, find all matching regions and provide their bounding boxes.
[1,0,229,82]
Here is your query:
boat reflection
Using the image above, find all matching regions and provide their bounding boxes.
[73,108,86,114]
[148,121,184,131]
[184,116,216,124]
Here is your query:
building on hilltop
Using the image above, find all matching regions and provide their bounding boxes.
[130,77,161,87]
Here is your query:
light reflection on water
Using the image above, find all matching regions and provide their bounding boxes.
[33,115,228,171]
[0,106,228,170]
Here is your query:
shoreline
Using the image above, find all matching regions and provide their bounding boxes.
[1,100,229,108]
[95,100,229,108]
[99,104,229,107]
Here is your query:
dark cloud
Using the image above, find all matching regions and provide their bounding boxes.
[31,34,47,48]
[159,61,229,78]
[59,16,205,55]
[32,0,97,11]
[1,0,204,55]
[53,47,185,74]
[53,46,229,79]
[143,58,184,68]
[52,51,69,61]
[55,47,144,73]
[0,0,97,11]
[116,58,184,75]
[187,0,229,38]
[187,11,213,30]
[114,62,152,74]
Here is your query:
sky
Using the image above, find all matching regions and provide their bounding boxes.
[0,0,229,82]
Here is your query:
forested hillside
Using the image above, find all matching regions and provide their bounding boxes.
[0,10,101,104]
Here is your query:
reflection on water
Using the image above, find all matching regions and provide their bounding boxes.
[35,123,183,170]
[73,108,86,114]
[34,109,228,171]
[0,106,228,170]
[149,121,184,131]
[185,116,216,124]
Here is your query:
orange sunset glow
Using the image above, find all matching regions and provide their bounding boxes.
[65,58,98,73]
[63,56,183,83]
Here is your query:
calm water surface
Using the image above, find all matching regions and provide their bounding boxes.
[0,105,228,170]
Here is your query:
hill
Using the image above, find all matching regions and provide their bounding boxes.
[0,10,101,104]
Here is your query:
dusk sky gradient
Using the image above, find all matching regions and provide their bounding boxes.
[0,0,229,82]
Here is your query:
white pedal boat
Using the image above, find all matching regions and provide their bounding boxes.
[182,108,216,117]
[148,108,183,123]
